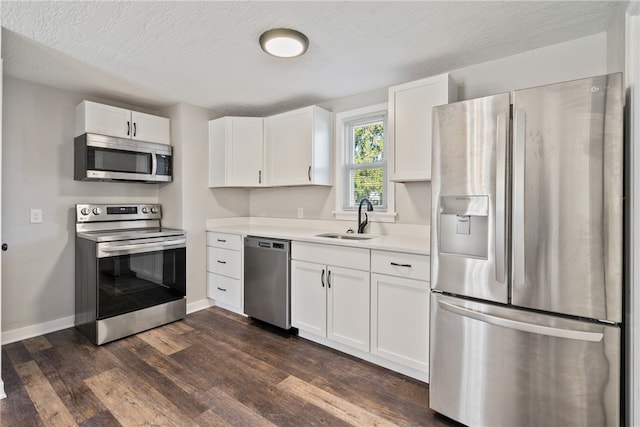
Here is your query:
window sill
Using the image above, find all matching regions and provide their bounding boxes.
[332,210,397,223]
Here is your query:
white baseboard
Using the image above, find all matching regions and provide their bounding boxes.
[1,315,75,345]
[0,300,213,345]
[187,298,215,314]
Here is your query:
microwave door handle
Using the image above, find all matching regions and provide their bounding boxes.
[151,151,158,176]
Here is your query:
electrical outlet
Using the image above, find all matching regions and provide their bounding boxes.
[297,208,304,219]
[30,209,43,224]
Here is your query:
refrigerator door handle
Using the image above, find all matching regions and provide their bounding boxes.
[513,108,526,287]
[495,111,508,284]
[438,300,604,342]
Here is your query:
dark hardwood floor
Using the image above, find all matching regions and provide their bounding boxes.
[1,306,459,426]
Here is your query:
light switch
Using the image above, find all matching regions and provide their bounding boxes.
[30,209,43,224]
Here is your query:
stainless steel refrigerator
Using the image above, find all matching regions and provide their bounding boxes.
[430,73,623,427]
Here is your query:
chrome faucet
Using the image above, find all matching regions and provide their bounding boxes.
[357,198,374,234]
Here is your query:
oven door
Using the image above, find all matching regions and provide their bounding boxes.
[96,237,186,320]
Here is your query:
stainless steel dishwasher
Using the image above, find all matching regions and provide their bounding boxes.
[243,236,291,329]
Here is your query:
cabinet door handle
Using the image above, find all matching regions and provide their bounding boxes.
[217,287,227,292]
[308,166,311,182]
[133,122,137,137]
[390,262,412,268]
[127,121,131,136]
[217,260,227,264]
[259,170,262,184]
[217,239,227,243]
[321,269,325,287]
[327,270,332,288]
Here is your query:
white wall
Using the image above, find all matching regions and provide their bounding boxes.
[451,32,608,100]
[624,3,640,426]
[248,33,609,225]
[159,103,250,308]
[1,77,159,335]
[607,1,628,75]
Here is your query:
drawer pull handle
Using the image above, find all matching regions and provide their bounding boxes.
[390,262,412,268]
[217,239,227,243]
[217,260,227,264]
[217,287,227,292]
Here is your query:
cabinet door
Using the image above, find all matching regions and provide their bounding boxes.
[131,111,171,145]
[371,273,429,374]
[327,266,370,352]
[229,117,264,186]
[389,74,456,181]
[291,260,326,336]
[265,108,313,186]
[78,101,131,139]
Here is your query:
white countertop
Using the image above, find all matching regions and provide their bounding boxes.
[206,224,430,255]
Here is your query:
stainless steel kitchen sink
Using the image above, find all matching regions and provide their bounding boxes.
[316,233,375,240]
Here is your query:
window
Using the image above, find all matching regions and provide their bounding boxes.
[335,103,395,221]
[343,114,387,210]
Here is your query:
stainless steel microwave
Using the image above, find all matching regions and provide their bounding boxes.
[74,133,172,183]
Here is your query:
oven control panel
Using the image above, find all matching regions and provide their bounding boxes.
[76,204,162,222]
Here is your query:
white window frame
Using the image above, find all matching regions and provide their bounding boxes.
[334,103,396,222]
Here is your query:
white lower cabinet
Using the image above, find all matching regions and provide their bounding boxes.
[291,242,430,381]
[291,242,371,352]
[371,273,430,373]
[371,250,430,379]
[327,266,370,351]
[206,232,243,314]
[207,273,241,308]
[291,260,327,336]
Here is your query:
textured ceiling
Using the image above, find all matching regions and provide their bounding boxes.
[1,1,623,116]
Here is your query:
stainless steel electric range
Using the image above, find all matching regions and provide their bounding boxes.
[75,203,186,345]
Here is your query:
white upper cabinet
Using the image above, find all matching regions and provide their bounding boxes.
[388,74,457,181]
[264,106,332,186]
[130,111,171,145]
[75,100,171,145]
[209,117,264,187]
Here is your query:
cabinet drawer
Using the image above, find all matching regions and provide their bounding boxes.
[207,273,241,308]
[292,241,369,271]
[207,247,241,279]
[371,250,430,282]
[207,232,242,251]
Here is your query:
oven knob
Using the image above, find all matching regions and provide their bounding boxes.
[151,207,159,214]
[80,208,90,216]
[142,207,149,214]
[92,207,102,215]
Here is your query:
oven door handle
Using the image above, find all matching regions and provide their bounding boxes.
[98,238,186,257]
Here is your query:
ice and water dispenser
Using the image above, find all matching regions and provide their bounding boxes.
[438,195,488,258]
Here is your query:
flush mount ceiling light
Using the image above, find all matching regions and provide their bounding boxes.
[259,28,309,58]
